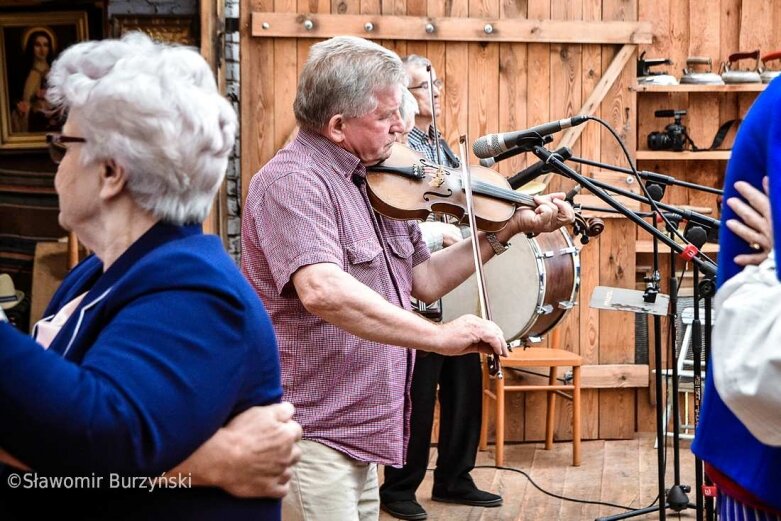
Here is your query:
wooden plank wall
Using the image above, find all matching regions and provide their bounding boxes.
[240,0,778,441]
[634,0,781,433]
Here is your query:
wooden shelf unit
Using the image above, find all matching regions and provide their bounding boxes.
[632,83,766,93]
[635,150,730,161]
[635,239,719,254]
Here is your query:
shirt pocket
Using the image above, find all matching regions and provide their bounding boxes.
[386,236,414,260]
[386,236,415,298]
[345,239,383,287]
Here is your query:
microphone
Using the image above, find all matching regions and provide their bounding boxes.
[507,147,572,190]
[684,225,708,250]
[479,135,553,167]
[472,115,589,158]
[645,183,665,202]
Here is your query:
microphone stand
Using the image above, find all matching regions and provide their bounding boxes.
[577,155,718,521]
[530,145,716,521]
[557,159,720,231]
[700,275,717,521]
[568,155,723,196]
[533,145,716,277]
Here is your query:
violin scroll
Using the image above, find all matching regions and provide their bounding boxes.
[573,212,605,244]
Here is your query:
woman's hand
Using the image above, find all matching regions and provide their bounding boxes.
[726,177,773,266]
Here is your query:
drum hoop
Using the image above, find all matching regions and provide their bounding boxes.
[560,228,581,304]
[513,234,548,340]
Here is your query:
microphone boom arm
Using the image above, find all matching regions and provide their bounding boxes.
[533,145,717,277]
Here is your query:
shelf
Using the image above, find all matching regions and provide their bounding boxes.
[636,150,730,161]
[636,240,719,254]
[632,83,766,93]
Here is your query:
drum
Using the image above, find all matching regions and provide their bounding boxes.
[441,228,580,343]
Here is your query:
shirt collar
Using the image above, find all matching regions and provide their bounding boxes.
[295,128,363,180]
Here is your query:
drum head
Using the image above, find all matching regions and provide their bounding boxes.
[441,233,542,341]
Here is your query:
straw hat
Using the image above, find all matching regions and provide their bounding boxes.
[0,273,24,310]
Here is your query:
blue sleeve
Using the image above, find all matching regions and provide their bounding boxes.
[717,78,781,286]
[0,287,252,475]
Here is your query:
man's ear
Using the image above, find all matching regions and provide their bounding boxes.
[99,159,127,200]
[323,114,346,144]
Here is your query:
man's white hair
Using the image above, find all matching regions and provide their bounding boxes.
[293,36,407,131]
[47,32,236,225]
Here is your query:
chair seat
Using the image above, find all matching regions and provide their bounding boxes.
[502,347,583,367]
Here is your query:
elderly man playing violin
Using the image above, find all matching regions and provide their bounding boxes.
[240,35,575,521]
[379,54,500,521]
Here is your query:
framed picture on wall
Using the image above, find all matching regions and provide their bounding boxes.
[0,11,89,150]
[112,16,197,47]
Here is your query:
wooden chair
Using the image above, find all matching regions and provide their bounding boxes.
[480,336,582,467]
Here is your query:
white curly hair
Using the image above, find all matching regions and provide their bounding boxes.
[47,32,236,225]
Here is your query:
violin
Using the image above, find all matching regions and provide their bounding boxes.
[366,142,603,240]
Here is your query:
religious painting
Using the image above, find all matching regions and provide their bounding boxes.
[0,11,89,149]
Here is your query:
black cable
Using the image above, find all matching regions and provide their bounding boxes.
[585,116,689,247]
[465,464,661,511]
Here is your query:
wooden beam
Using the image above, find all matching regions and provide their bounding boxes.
[539,44,636,187]
[201,0,224,238]
[507,363,648,388]
[580,364,648,388]
[251,12,652,44]
[558,44,636,151]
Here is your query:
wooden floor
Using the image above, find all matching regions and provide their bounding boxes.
[380,433,699,521]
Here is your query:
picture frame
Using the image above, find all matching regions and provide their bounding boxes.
[112,15,197,47]
[0,11,89,150]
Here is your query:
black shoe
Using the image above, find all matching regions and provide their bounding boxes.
[380,499,428,520]
[431,488,503,507]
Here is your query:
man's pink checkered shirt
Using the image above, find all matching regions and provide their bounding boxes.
[241,130,431,466]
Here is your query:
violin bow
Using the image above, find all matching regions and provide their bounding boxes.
[458,135,503,379]
[426,64,444,167]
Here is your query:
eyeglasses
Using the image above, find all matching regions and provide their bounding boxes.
[46,133,87,164]
[408,78,443,91]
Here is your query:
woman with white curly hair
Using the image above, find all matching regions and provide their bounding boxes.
[0,32,298,519]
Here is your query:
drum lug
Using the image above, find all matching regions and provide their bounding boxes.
[559,246,578,255]
[539,250,555,258]
[558,300,576,310]
[537,304,554,315]
[524,335,543,344]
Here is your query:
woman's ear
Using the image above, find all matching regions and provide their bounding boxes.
[99,159,127,200]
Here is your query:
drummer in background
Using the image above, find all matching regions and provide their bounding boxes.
[379,55,497,521]
[240,36,574,521]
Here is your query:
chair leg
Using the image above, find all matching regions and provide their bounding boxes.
[495,375,505,467]
[545,367,557,450]
[572,366,582,466]
[479,362,489,451]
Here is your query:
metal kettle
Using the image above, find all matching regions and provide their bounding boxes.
[637,51,679,85]
[721,50,762,84]
[761,51,781,83]
[680,57,724,85]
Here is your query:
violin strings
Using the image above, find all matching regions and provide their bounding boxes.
[421,166,536,207]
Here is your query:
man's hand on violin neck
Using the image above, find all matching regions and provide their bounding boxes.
[505,192,576,237]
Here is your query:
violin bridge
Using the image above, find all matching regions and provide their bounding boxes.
[429,166,446,188]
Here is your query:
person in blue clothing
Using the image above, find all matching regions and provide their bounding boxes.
[692,76,781,518]
[0,32,298,520]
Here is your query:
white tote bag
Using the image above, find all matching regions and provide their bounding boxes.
[712,250,781,446]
